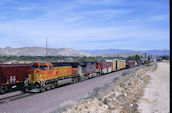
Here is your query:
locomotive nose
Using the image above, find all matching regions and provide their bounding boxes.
[28,69,39,83]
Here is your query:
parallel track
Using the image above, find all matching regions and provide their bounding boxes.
[0,93,32,104]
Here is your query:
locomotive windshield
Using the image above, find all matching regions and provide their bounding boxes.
[40,65,47,70]
[33,65,38,68]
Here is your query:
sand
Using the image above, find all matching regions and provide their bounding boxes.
[138,61,170,113]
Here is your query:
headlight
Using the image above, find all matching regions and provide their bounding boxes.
[28,74,31,77]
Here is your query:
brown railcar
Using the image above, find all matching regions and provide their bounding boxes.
[126,61,136,68]
[98,62,113,74]
[0,64,33,93]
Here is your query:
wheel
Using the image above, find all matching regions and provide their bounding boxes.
[21,86,29,93]
[51,84,55,89]
[46,85,51,90]
[72,78,78,83]
[40,81,46,92]
[40,87,45,92]
[85,76,88,80]
[22,78,29,92]
[0,88,5,94]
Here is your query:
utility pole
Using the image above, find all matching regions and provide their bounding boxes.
[45,37,48,62]
[46,37,48,57]
[117,49,118,59]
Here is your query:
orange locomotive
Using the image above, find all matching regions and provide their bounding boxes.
[24,62,79,92]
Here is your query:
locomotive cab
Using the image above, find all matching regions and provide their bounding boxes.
[28,62,51,82]
[24,62,55,92]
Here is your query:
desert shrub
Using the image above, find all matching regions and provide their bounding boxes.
[103,97,109,105]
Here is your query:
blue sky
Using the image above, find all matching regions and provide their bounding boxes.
[0,0,169,50]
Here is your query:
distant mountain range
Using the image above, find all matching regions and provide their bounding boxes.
[0,47,94,57]
[0,47,169,57]
[81,49,170,56]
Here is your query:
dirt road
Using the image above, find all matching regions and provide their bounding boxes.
[138,62,170,113]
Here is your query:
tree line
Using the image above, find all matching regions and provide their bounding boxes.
[0,54,169,63]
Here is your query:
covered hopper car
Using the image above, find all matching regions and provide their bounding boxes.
[0,64,33,94]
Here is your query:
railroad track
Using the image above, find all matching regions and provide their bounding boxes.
[0,93,32,104]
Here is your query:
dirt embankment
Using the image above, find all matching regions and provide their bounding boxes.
[138,61,169,113]
[62,63,158,113]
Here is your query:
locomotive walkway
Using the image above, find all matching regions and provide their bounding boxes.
[0,68,134,113]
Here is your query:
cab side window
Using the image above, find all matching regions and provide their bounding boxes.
[33,65,38,69]
[49,66,53,70]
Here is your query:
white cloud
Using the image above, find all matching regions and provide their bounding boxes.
[147,14,169,22]
[0,17,169,50]
[77,0,125,5]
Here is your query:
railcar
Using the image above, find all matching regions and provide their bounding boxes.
[136,60,142,66]
[113,60,121,71]
[112,60,117,71]
[97,61,113,74]
[126,61,137,68]
[106,59,117,71]
[107,62,113,73]
[120,60,126,69]
[98,62,108,74]
[105,59,126,71]
[0,64,33,94]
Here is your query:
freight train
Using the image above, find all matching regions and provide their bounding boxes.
[0,60,139,94]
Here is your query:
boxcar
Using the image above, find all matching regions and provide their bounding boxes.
[112,60,116,71]
[0,64,33,93]
[136,61,142,66]
[119,61,123,69]
[109,60,117,71]
[98,62,108,74]
[106,62,113,73]
[123,61,126,69]
[120,60,126,69]
[106,60,114,73]
[126,61,136,68]
[114,60,120,70]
